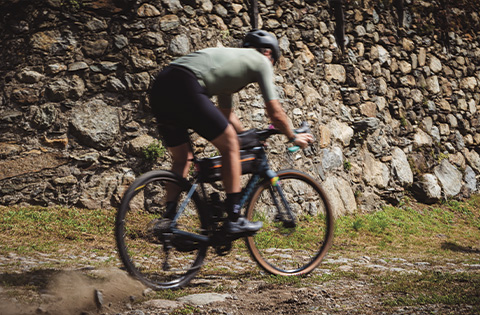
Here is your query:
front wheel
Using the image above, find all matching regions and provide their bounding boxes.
[115,170,207,290]
[245,170,334,276]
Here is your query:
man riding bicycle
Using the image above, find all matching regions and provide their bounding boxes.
[149,30,313,235]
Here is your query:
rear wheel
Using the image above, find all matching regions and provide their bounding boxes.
[115,171,207,289]
[245,170,334,275]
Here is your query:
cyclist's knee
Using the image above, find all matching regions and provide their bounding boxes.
[169,143,192,161]
[212,125,239,154]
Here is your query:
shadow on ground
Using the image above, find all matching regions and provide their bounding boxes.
[441,241,480,254]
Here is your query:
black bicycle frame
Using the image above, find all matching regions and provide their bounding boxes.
[169,145,297,245]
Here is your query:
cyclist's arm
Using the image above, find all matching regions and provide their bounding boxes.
[254,58,306,143]
[265,99,312,148]
[218,94,245,133]
[219,107,245,133]
[264,99,295,139]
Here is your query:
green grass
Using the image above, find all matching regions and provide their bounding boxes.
[0,206,115,255]
[1,195,479,261]
[1,195,479,259]
[333,195,480,258]
[264,274,303,286]
[251,213,328,251]
[377,271,480,309]
[148,288,191,301]
[171,305,201,315]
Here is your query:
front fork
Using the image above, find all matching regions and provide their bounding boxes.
[265,170,296,228]
[244,167,297,228]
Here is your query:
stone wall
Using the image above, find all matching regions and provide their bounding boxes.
[1,0,479,216]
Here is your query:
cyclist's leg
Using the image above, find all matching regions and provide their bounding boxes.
[150,66,194,217]
[186,90,261,233]
[205,126,262,233]
[210,125,243,222]
[168,144,194,178]
[162,143,193,218]
[210,125,241,194]
[185,94,243,223]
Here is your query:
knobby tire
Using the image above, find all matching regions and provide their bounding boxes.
[245,169,334,276]
[115,170,207,290]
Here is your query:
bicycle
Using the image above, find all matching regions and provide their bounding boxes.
[115,122,335,289]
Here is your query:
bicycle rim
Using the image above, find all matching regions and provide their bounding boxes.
[115,171,207,290]
[245,170,334,276]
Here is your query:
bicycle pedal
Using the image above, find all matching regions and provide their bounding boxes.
[282,220,296,228]
[172,236,199,252]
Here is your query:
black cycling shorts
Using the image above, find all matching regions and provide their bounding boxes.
[149,65,229,147]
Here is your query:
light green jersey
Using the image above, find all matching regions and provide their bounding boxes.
[171,47,278,107]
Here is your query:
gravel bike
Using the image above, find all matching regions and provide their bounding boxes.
[115,122,334,289]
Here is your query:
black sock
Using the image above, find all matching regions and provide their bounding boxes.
[226,192,241,221]
[164,201,177,219]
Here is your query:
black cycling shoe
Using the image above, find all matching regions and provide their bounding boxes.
[225,217,263,235]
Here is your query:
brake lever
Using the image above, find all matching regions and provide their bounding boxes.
[293,121,311,134]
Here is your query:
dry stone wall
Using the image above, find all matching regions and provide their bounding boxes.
[1,0,479,216]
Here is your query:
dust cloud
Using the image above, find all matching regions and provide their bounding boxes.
[1,268,146,315]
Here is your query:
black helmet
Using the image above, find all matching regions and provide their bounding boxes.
[243,30,280,64]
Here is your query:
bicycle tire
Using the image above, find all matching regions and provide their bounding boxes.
[245,169,334,276]
[115,170,207,290]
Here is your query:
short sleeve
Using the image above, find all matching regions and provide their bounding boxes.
[255,57,279,102]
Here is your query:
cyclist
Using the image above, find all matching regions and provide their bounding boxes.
[149,30,313,235]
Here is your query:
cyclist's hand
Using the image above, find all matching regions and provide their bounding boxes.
[293,133,314,149]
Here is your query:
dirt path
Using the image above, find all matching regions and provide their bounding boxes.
[1,248,479,315]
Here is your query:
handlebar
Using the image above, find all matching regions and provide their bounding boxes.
[255,121,312,141]
[288,121,313,153]
[249,121,314,153]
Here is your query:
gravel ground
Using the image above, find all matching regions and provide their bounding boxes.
[1,248,479,315]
